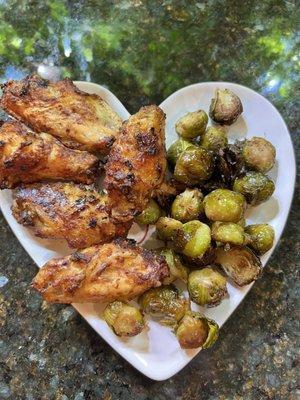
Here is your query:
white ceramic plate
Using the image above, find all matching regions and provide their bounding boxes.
[0,81,295,380]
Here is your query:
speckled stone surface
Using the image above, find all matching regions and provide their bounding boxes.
[0,1,299,399]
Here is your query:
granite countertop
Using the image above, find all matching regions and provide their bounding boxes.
[0,1,299,399]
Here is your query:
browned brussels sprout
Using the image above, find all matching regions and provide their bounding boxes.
[161,249,189,284]
[139,285,189,326]
[243,137,276,173]
[135,199,161,225]
[104,301,145,337]
[209,88,243,125]
[182,247,216,268]
[203,189,246,222]
[211,221,245,245]
[167,138,197,166]
[171,188,204,222]
[200,126,228,152]
[176,311,219,349]
[245,224,275,254]
[233,172,275,205]
[215,245,262,286]
[181,220,211,258]
[188,267,227,306]
[175,110,208,139]
[174,147,214,185]
[156,217,183,241]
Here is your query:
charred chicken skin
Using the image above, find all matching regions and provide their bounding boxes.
[0,75,122,154]
[0,120,98,188]
[32,238,169,303]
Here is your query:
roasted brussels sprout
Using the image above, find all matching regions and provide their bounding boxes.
[182,220,211,258]
[200,126,228,152]
[171,188,204,222]
[211,222,244,245]
[176,311,219,349]
[174,147,214,185]
[139,285,189,326]
[243,137,276,173]
[161,249,189,284]
[135,199,161,225]
[233,172,275,205]
[182,247,216,268]
[203,189,246,222]
[209,88,243,125]
[245,224,275,254]
[156,217,183,241]
[167,138,196,166]
[175,110,208,139]
[103,301,144,337]
[215,245,262,286]
[188,267,227,306]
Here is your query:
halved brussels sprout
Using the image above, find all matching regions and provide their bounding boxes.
[167,138,197,166]
[135,199,161,225]
[211,221,245,245]
[188,267,227,306]
[200,126,228,152]
[209,88,243,125]
[175,110,208,139]
[243,137,276,173]
[161,249,189,284]
[203,189,246,222]
[103,301,144,337]
[176,311,219,349]
[171,188,204,222]
[182,220,211,258]
[245,224,275,254]
[233,172,275,205]
[215,245,262,286]
[174,147,214,185]
[139,285,189,326]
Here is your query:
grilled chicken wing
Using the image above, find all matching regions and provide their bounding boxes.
[12,183,130,248]
[0,120,98,188]
[1,75,122,154]
[104,105,167,222]
[32,238,169,303]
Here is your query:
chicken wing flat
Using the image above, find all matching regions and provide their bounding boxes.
[32,238,169,303]
[104,105,167,222]
[1,75,122,154]
[12,183,130,248]
[0,120,98,188]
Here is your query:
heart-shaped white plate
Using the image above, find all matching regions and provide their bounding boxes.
[0,81,295,380]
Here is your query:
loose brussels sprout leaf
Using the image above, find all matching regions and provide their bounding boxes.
[202,318,219,349]
[182,221,211,258]
[245,224,275,254]
[103,301,144,337]
[139,285,189,326]
[135,199,161,225]
[211,221,245,245]
[203,189,246,222]
[171,188,204,222]
[175,110,208,139]
[161,249,189,284]
[200,126,228,152]
[167,138,197,167]
[176,311,209,349]
[209,88,243,125]
[188,267,227,306]
[243,137,276,173]
[215,245,262,286]
[174,147,214,185]
[233,172,275,205]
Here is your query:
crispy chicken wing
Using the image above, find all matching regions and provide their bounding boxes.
[0,120,98,188]
[12,183,130,248]
[104,105,167,222]
[32,238,169,303]
[1,75,122,154]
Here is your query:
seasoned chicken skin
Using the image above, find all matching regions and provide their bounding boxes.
[0,120,98,188]
[104,105,167,222]
[12,183,130,248]
[32,238,169,303]
[1,75,122,153]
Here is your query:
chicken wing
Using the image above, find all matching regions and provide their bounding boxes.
[1,75,122,154]
[32,238,169,303]
[104,105,167,222]
[0,120,99,188]
[12,183,130,248]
